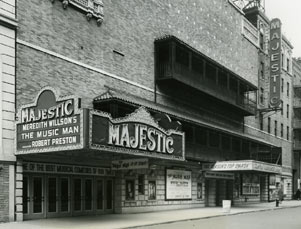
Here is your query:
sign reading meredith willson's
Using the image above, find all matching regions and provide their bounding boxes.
[16,87,84,154]
[90,107,185,161]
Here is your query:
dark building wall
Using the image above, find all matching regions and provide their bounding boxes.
[0,164,10,222]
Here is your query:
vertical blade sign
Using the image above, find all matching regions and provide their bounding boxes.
[269,18,282,108]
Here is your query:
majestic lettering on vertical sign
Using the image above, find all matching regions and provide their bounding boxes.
[269,18,282,108]
[16,87,83,154]
[89,107,185,161]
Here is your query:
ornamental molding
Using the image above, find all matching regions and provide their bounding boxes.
[51,0,104,26]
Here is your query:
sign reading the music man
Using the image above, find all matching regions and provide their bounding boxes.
[16,87,84,154]
[269,18,282,108]
[89,107,185,161]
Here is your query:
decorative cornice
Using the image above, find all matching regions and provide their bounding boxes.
[51,0,104,26]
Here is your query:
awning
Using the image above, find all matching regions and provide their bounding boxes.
[202,160,282,174]
[93,88,278,148]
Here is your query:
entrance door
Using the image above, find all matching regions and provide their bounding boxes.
[84,178,93,212]
[105,179,114,213]
[24,176,45,220]
[95,178,114,213]
[46,177,58,217]
[59,177,71,216]
[73,178,83,214]
[260,176,266,201]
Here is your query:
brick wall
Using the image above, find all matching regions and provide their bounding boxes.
[0,164,9,222]
[16,0,258,109]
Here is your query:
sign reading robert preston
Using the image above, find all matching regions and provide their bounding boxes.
[269,18,282,108]
[90,107,185,160]
[16,87,83,154]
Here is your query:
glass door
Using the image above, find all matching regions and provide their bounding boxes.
[105,179,114,212]
[84,178,93,212]
[60,177,71,216]
[73,178,82,214]
[95,179,104,213]
[24,176,45,219]
[46,177,58,217]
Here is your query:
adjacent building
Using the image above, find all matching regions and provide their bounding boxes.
[293,57,301,193]
[0,0,298,222]
[0,0,17,222]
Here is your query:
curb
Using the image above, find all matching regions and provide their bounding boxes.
[123,205,301,229]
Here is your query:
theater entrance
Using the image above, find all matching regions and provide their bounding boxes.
[23,174,114,220]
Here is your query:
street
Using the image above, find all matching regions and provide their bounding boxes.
[138,207,301,229]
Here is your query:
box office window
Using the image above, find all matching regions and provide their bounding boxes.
[138,175,144,195]
[126,180,135,200]
[148,180,156,200]
[242,174,259,195]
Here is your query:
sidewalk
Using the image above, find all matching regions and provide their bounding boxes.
[1,200,301,229]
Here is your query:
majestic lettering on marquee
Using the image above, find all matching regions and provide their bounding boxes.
[16,87,84,154]
[89,107,185,161]
[269,18,282,108]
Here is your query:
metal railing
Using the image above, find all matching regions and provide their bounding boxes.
[157,61,256,114]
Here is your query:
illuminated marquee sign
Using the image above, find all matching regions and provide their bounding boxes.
[89,107,185,161]
[269,18,282,108]
[16,87,84,154]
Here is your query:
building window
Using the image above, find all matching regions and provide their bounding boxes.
[260,62,264,79]
[125,180,135,200]
[195,127,207,146]
[281,53,284,68]
[287,82,289,97]
[182,124,194,143]
[287,104,289,118]
[197,183,203,199]
[259,114,263,130]
[148,181,156,200]
[268,117,271,133]
[281,101,283,115]
[259,32,264,50]
[274,120,277,136]
[209,131,219,148]
[287,58,290,72]
[281,123,283,137]
[138,175,144,195]
[260,87,264,104]
[242,174,260,195]
[287,126,289,140]
[281,78,284,92]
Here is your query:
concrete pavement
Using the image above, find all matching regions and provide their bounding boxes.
[1,201,301,229]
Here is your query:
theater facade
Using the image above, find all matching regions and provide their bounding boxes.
[10,0,293,222]
[15,87,285,220]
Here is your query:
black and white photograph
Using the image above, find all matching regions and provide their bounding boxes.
[1,0,301,228]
